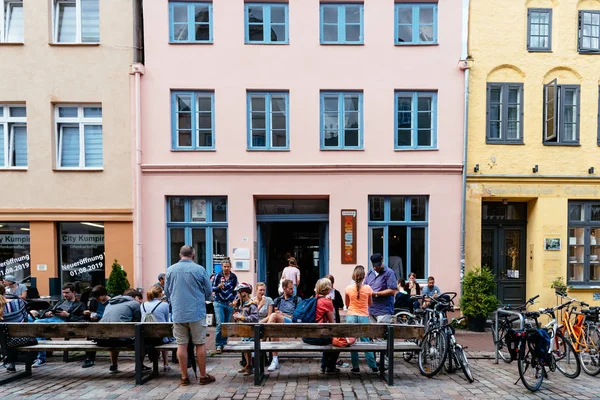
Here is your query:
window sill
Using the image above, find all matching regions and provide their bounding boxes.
[395,42,438,46]
[244,42,289,45]
[169,41,213,45]
[247,148,290,152]
[527,49,552,53]
[486,141,525,145]
[320,148,365,151]
[54,168,104,172]
[48,42,100,47]
[320,42,364,46]
[394,147,438,151]
[171,148,216,152]
[567,284,600,290]
[542,142,581,147]
[578,50,600,54]
[0,42,24,46]
[0,167,27,171]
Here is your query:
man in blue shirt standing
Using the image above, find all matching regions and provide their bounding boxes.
[165,245,215,386]
[211,258,238,354]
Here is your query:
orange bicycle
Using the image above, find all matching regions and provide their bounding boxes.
[557,292,600,376]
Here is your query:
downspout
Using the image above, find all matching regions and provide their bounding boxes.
[459,0,471,291]
[132,0,145,289]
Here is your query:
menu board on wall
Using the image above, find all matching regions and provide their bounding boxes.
[0,233,31,282]
[341,210,357,264]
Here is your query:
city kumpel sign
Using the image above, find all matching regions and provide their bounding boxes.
[341,210,357,264]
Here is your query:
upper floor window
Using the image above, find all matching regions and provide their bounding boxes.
[245,3,288,44]
[395,3,437,45]
[0,105,27,168]
[1,0,23,43]
[53,0,99,44]
[172,91,215,150]
[169,2,212,43]
[486,83,524,144]
[579,10,600,53]
[247,92,289,150]
[543,80,580,145]
[527,8,552,51]
[395,91,437,149]
[321,91,363,150]
[320,3,363,44]
[55,105,103,169]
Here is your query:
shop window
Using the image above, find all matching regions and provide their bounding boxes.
[568,202,600,286]
[543,80,580,145]
[167,197,228,274]
[169,2,212,43]
[368,196,428,280]
[0,104,27,168]
[321,91,363,150]
[1,0,23,43]
[53,0,99,44]
[59,222,105,290]
[247,92,289,150]
[527,8,552,52]
[395,91,437,149]
[486,83,524,144]
[395,3,437,45]
[578,10,600,53]
[245,3,288,44]
[320,3,364,44]
[171,91,214,150]
[0,222,30,283]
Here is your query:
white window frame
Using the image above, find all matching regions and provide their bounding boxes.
[52,0,99,43]
[1,0,24,43]
[55,104,102,169]
[0,104,27,169]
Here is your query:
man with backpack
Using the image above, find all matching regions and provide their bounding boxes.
[264,279,301,371]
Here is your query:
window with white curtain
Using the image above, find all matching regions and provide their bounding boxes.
[53,0,99,43]
[1,0,24,43]
[0,104,27,168]
[55,105,103,168]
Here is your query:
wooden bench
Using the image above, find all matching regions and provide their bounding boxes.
[221,323,424,386]
[0,322,175,385]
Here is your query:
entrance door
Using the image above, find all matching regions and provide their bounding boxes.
[482,226,527,305]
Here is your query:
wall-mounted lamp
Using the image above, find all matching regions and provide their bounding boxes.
[589,167,595,174]
[474,164,480,173]
[532,165,539,173]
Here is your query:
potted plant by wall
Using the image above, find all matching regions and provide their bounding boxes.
[460,266,499,332]
[106,259,130,296]
[550,276,568,297]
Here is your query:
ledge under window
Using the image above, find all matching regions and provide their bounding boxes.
[542,142,581,147]
[486,141,525,145]
[395,43,438,47]
[54,168,104,172]
[247,148,290,152]
[568,284,600,290]
[48,42,100,47]
[169,42,213,45]
[0,42,24,46]
[171,148,216,152]
[394,148,438,152]
[320,148,364,151]
[0,167,27,171]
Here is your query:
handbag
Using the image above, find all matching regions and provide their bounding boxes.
[277,278,284,296]
[0,324,37,349]
[332,337,356,347]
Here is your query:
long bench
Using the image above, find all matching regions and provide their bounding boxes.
[0,322,176,385]
[221,323,424,386]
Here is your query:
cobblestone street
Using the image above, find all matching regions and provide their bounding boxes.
[2,331,599,400]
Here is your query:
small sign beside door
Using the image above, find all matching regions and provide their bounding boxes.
[341,210,357,264]
[544,238,561,251]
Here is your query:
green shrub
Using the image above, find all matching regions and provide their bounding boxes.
[460,266,500,318]
[106,259,130,296]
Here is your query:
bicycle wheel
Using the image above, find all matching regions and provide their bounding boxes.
[444,348,457,373]
[580,325,600,376]
[455,344,474,383]
[553,331,581,379]
[418,329,448,377]
[518,348,544,392]
[492,321,512,363]
[403,338,417,362]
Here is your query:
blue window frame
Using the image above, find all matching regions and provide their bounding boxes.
[368,196,428,280]
[320,3,364,44]
[169,2,213,43]
[395,4,437,45]
[247,92,289,150]
[167,197,228,274]
[320,91,363,150]
[245,3,288,44]
[171,91,215,150]
[395,91,437,149]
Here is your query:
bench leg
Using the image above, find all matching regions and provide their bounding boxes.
[386,326,395,386]
[0,353,34,386]
[253,325,265,386]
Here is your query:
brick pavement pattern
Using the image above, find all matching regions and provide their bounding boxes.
[2,330,599,399]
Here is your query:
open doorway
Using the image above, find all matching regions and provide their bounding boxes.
[258,222,328,299]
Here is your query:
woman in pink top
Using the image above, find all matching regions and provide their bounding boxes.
[344,265,378,374]
[281,257,300,296]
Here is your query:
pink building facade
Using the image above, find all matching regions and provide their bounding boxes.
[140,0,465,298]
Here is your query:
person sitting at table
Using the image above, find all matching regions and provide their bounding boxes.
[3,275,27,300]
[0,283,29,373]
[81,285,111,369]
[232,282,259,376]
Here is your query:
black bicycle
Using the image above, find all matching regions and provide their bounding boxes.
[493,295,539,363]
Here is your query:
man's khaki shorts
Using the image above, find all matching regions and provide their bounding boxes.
[173,319,207,345]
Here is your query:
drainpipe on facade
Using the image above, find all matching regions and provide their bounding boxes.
[131,0,145,289]
[459,0,471,294]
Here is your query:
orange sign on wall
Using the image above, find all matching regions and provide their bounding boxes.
[341,210,357,264]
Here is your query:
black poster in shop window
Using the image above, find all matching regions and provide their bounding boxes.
[0,228,31,283]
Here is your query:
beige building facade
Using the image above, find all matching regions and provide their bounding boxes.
[0,0,139,295]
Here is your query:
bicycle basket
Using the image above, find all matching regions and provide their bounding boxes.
[505,329,526,361]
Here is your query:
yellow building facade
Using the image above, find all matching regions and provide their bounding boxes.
[467,0,600,308]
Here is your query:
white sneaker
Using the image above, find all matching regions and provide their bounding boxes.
[267,359,280,372]
[32,359,45,368]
